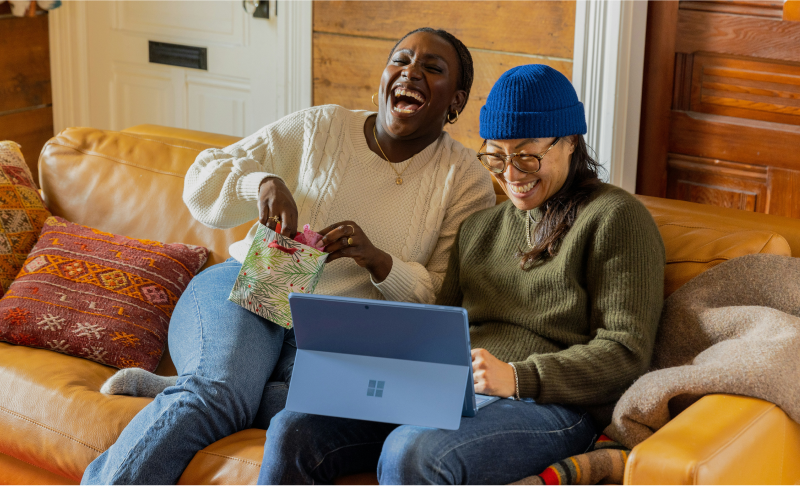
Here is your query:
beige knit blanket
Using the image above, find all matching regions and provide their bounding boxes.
[605,253,800,449]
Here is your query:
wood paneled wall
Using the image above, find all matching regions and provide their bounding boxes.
[312,1,575,152]
[636,1,800,219]
[0,9,53,184]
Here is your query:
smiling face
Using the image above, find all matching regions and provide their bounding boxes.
[488,137,576,211]
[378,32,465,139]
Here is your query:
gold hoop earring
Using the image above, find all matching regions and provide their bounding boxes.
[447,110,459,124]
[372,92,379,107]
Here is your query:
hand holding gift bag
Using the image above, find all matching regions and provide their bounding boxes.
[229,224,328,329]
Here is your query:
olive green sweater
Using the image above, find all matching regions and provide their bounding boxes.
[436,184,665,426]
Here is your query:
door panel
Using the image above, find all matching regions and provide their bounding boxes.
[109,62,179,129]
[637,0,800,220]
[666,154,768,212]
[112,1,247,45]
[85,1,276,136]
[186,74,250,136]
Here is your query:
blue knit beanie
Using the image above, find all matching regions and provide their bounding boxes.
[479,64,587,140]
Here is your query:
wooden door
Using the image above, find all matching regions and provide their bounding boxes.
[636,0,800,219]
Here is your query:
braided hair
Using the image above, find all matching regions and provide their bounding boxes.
[387,27,474,113]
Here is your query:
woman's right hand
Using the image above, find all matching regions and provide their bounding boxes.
[258,177,298,237]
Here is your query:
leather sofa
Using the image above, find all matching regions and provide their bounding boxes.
[1,124,799,485]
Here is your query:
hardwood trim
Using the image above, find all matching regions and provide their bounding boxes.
[636,1,679,197]
[680,1,783,19]
[666,153,769,213]
[676,10,800,62]
[672,53,693,111]
[669,110,800,171]
[768,168,800,217]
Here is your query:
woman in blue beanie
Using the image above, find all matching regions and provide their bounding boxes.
[259,65,665,484]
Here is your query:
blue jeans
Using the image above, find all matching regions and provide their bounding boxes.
[82,259,295,484]
[259,399,597,485]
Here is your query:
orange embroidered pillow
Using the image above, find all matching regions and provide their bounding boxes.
[0,141,51,295]
[0,216,209,371]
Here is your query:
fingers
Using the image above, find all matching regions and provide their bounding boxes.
[320,222,357,248]
[323,234,358,261]
[324,244,357,263]
[471,348,488,369]
[257,177,298,236]
[280,209,298,238]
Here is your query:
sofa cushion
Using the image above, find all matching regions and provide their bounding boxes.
[0,216,208,371]
[40,128,254,270]
[0,141,51,295]
[0,342,147,481]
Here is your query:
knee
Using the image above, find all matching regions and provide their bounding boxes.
[264,410,317,458]
[378,427,444,485]
[171,374,260,429]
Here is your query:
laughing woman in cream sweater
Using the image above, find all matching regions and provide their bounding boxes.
[82,28,494,484]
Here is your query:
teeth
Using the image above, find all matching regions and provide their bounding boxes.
[394,87,424,103]
[509,180,538,194]
[393,106,415,114]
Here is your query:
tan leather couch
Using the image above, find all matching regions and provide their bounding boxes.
[1,125,799,485]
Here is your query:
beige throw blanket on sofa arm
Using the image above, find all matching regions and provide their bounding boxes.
[607,252,800,449]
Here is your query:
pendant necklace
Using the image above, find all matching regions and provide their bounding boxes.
[373,124,411,185]
[525,210,538,249]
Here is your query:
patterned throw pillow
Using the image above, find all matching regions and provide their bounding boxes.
[0,141,51,295]
[0,216,209,371]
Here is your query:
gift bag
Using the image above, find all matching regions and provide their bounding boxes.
[229,224,328,329]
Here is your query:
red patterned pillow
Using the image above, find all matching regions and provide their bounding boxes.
[0,216,208,371]
[0,141,52,296]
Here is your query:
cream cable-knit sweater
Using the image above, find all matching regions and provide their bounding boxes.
[183,105,495,304]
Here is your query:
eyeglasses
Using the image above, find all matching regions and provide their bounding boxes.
[476,137,561,174]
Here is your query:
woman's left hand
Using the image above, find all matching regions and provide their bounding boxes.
[472,348,517,398]
[319,221,393,282]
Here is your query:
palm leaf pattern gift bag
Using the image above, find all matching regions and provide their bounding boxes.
[229,224,328,329]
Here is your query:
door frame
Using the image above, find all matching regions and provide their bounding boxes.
[573,0,648,193]
[49,0,313,134]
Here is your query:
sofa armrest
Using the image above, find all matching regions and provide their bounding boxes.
[625,394,800,484]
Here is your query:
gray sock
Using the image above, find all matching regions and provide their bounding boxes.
[100,368,178,397]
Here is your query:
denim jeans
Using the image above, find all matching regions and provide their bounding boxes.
[82,259,294,484]
[259,399,597,485]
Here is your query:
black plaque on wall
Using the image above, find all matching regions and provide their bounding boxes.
[148,41,207,70]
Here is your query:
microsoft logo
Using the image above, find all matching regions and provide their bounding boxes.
[367,380,385,397]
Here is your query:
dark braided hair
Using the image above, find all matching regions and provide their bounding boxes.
[387,27,474,114]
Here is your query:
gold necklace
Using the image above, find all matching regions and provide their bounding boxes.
[373,124,410,185]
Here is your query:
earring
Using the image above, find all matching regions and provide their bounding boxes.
[372,92,379,107]
[447,110,459,124]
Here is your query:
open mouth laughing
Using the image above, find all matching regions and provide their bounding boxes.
[391,86,427,114]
